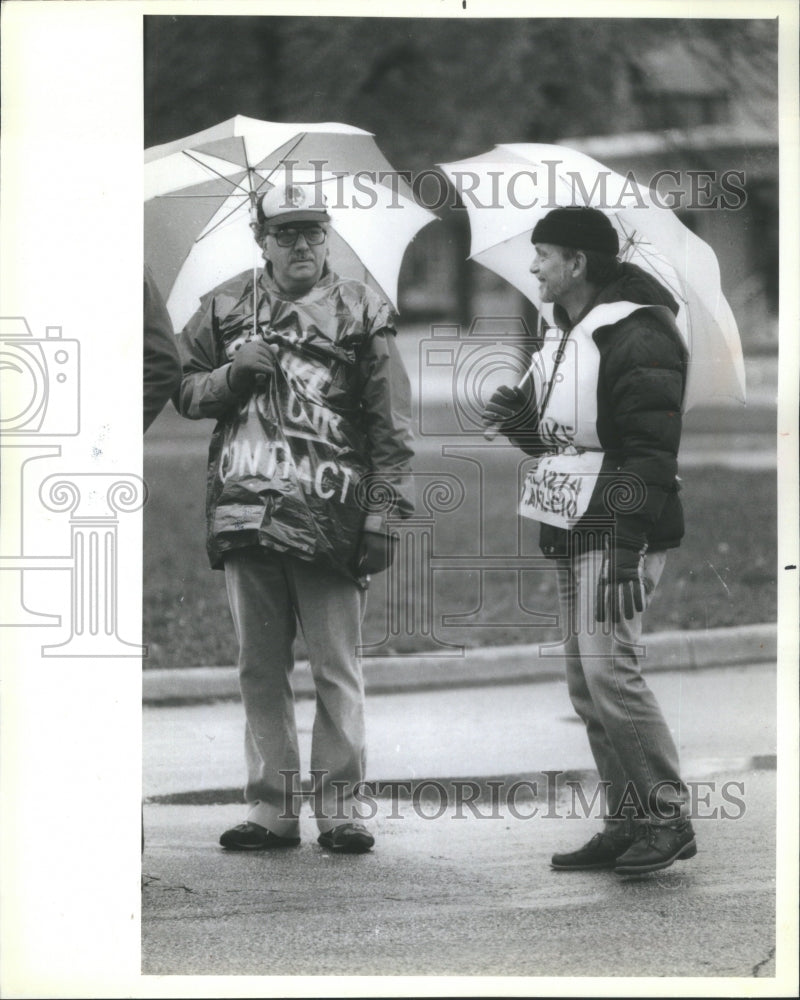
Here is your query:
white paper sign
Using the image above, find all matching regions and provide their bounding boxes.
[519,450,604,529]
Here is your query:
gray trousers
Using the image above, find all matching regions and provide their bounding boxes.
[224,547,367,836]
[554,548,688,828]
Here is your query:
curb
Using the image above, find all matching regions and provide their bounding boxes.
[142,622,777,705]
[146,755,778,806]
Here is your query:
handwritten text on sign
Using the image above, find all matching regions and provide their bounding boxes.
[519,451,603,529]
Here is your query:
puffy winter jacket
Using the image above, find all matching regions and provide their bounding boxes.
[509,262,687,558]
[176,266,415,577]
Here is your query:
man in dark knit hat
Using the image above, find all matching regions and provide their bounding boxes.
[482,206,695,875]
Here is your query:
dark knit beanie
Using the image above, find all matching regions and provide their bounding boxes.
[531,207,619,255]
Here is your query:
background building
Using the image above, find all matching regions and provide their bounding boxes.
[145,16,778,352]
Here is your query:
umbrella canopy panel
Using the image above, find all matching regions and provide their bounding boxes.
[440,143,746,410]
[145,118,434,329]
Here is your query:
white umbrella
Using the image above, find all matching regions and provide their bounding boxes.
[440,143,746,411]
[145,116,436,331]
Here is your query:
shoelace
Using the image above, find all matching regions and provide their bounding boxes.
[632,824,655,845]
[634,823,685,846]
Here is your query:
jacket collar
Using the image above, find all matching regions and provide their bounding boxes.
[551,262,680,331]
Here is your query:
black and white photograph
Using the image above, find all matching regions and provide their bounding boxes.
[1,1,798,996]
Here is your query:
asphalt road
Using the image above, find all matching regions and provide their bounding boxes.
[143,663,776,802]
[139,348,788,985]
[142,769,776,979]
[141,662,789,983]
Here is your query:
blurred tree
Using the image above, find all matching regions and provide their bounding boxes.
[145,16,776,166]
[144,17,282,145]
[144,16,776,322]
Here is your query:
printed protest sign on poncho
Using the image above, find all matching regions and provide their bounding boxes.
[213,343,369,575]
[178,267,413,580]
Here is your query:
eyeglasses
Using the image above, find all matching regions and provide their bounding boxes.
[269,225,327,247]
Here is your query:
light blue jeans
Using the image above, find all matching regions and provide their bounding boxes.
[224,547,367,836]
[555,548,688,830]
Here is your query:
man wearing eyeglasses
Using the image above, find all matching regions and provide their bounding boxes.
[176,184,415,855]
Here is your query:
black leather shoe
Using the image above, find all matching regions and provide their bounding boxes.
[614,820,697,875]
[219,821,300,851]
[317,823,375,854]
[551,831,633,870]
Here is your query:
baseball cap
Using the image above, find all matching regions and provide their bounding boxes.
[258,183,331,226]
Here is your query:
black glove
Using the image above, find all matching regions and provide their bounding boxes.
[357,515,398,577]
[481,384,530,430]
[596,544,646,624]
[227,339,279,393]
[482,382,545,454]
